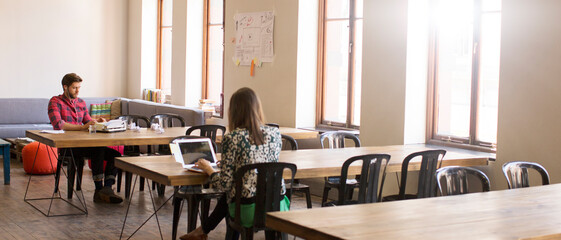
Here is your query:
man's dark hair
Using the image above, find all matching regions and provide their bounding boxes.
[61,73,83,87]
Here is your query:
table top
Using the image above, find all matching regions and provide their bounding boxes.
[0,138,9,146]
[115,144,491,186]
[266,183,561,240]
[26,127,192,148]
[25,127,318,148]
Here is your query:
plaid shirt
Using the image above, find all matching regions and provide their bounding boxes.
[48,95,92,130]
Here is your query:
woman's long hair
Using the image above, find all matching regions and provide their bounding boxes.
[228,87,265,145]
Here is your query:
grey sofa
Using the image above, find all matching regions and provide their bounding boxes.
[0,97,206,138]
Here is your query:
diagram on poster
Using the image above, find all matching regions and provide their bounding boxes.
[233,11,274,66]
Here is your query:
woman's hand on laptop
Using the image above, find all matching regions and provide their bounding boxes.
[194,159,217,175]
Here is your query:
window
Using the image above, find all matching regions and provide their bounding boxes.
[317,0,363,129]
[157,0,173,96]
[429,0,501,149]
[202,0,224,117]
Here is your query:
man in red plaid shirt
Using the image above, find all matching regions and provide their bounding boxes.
[48,73,123,204]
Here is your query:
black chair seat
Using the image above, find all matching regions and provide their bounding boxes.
[326,154,390,207]
[285,182,309,189]
[175,185,224,197]
[170,134,224,240]
[118,115,151,197]
[382,194,417,202]
[436,166,491,196]
[382,150,446,202]
[319,131,362,207]
[226,162,297,240]
[285,180,312,209]
[326,177,358,185]
[502,161,550,189]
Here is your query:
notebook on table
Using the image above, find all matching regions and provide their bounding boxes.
[169,138,218,173]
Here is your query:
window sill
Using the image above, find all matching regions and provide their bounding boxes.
[300,126,360,135]
[426,139,496,160]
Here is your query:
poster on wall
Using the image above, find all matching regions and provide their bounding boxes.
[233,11,274,66]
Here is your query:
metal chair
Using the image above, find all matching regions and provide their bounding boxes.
[171,135,224,239]
[117,115,151,129]
[436,166,491,196]
[174,124,226,235]
[265,123,280,129]
[149,113,186,128]
[280,134,312,209]
[226,162,297,240]
[117,115,151,196]
[327,154,390,206]
[185,124,226,152]
[383,149,447,201]
[502,161,550,189]
[149,113,186,196]
[319,131,361,207]
[319,131,361,149]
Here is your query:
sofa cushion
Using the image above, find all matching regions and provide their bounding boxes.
[90,102,111,120]
[82,97,118,108]
[110,99,122,119]
[0,124,53,138]
[0,98,51,124]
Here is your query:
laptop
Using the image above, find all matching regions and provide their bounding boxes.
[169,138,218,173]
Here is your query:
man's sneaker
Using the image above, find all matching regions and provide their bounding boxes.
[93,186,123,204]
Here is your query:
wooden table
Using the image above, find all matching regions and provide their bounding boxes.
[26,127,194,148]
[115,144,492,186]
[26,126,317,147]
[214,127,318,142]
[0,138,10,185]
[266,183,561,240]
[115,144,491,239]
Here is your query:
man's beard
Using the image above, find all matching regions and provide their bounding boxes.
[65,92,78,99]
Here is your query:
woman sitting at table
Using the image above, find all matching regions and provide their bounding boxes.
[181,87,284,240]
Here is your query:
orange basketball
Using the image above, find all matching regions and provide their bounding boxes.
[22,142,58,174]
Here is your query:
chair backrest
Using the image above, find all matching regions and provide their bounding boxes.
[281,134,298,151]
[319,131,361,149]
[117,115,151,128]
[265,123,280,129]
[149,113,186,128]
[502,161,550,189]
[185,124,226,143]
[170,135,218,161]
[231,162,297,230]
[338,154,390,205]
[398,149,446,199]
[436,166,490,196]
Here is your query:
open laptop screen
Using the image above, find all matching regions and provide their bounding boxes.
[170,138,217,168]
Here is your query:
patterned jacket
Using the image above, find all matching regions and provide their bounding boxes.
[209,125,283,203]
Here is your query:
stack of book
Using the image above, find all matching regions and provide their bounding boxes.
[198,99,216,113]
[143,89,163,103]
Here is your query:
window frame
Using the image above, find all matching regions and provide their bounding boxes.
[316,0,361,130]
[426,0,499,152]
[156,0,172,92]
[202,0,225,118]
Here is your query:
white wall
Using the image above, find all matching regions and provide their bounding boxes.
[185,0,204,107]
[494,0,561,188]
[295,0,319,128]
[404,0,429,144]
[128,0,158,100]
[360,0,409,146]
[171,0,188,105]
[0,0,128,98]
[217,0,299,127]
